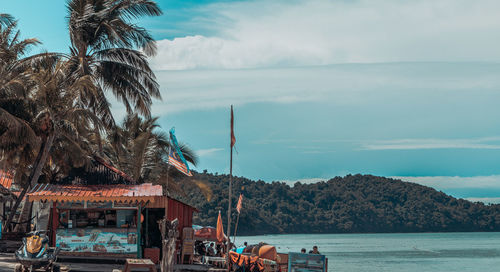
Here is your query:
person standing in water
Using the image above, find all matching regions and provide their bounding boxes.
[309,246,320,254]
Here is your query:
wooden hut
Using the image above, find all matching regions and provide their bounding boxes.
[25,158,197,260]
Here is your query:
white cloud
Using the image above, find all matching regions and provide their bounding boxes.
[280,178,326,187]
[150,0,500,70]
[464,197,500,204]
[280,176,500,203]
[281,175,500,194]
[394,175,500,189]
[146,62,500,115]
[361,138,500,150]
[280,175,500,190]
[196,148,224,157]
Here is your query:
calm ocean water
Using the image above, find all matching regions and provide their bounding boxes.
[236,232,500,272]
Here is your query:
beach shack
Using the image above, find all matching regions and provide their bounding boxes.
[24,157,197,260]
[27,183,159,258]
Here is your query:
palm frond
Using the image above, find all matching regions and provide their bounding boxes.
[0,108,38,157]
[0,13,14,27]
[66,0,162,119]
[96,60,159,117]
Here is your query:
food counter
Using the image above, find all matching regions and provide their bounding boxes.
[56,227,137,254]
[55,203,140,255]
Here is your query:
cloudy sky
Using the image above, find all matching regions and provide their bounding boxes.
[4,0,500,203]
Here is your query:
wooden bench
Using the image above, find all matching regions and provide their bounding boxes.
[122,258,156,272]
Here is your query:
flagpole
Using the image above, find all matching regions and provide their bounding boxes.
[232,212,240,245]
[166,146,171,196]
[226,105,234,270]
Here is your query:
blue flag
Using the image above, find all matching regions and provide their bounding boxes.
[169,127,191,174]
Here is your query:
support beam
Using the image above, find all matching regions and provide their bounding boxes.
[137,205,142,258]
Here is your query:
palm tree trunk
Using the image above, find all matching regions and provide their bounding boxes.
[133,131,152,182]
[2,133,55,232]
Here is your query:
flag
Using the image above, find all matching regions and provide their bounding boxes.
[168,148,192,176]
[231,105,236,148]
[169,127,191,172]
[216,210,225,243]
[236,194,243,214]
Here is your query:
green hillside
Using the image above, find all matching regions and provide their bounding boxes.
[178,173,500,235]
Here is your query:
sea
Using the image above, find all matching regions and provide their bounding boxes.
[236,232,500,272]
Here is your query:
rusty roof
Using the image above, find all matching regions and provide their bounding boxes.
[0,169,13,190]
[27,183,162,203]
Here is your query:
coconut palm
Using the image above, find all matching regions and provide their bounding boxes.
[102,113,212,200]
[65,0,163,128]
[0,18,42,181]
[0,20,42,96]
[104,113,197,182]
[2,57,104,231]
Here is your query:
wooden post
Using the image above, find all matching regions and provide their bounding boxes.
[51,202,57,247]
[137,205,142,258]
[159,217,179,272]
[145,208,149,248]
[232,212,240,245]
[227,105,234,270]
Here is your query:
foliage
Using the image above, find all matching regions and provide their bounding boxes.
[102,113,212,199]
[103,113,197,183]
[186,173,500,235]
[65,0,162,126]
[0,14,14,27]
[0,19,42,181]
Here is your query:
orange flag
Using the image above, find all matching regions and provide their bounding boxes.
[236,194,243,214]
[231,106,236,148]
[216,210,225,243]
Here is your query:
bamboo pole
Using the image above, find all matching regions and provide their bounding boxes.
[226,105,234,270]
[232,212,240,245]
[137,205,142,258]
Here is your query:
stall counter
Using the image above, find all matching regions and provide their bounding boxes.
[56,228,137,254]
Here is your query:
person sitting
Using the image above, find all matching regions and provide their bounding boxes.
[195,241,207,256]
[207,243,216,257]
[215,244,222,257]
[309,246,320,254]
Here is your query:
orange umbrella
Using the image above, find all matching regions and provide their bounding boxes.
[216,210,225,243]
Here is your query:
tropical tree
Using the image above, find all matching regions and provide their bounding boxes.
[65,0,163,128]
[0,18,42,185]
[103,113,212,200]
[2,57,104,231]
[104,113,197,182]
[2,0,165,229]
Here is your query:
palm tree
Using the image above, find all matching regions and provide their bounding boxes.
[103,113,212,200]
[2,0,165,228]
[0,18,42,184]
[2,57,104,231]
[104,113,197,182]
[65,0,163,128]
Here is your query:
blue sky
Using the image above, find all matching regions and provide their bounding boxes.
[4,0,500,203]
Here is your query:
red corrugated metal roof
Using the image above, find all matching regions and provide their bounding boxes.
[27,183,162,203]
[0,169,13,189]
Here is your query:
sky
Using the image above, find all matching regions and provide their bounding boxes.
[4,0,500,203]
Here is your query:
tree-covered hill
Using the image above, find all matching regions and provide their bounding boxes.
[178,173,500,235]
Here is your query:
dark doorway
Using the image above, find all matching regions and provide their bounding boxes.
[144,208,164,249]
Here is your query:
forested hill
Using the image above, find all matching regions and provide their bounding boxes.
[179,173,500,235]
